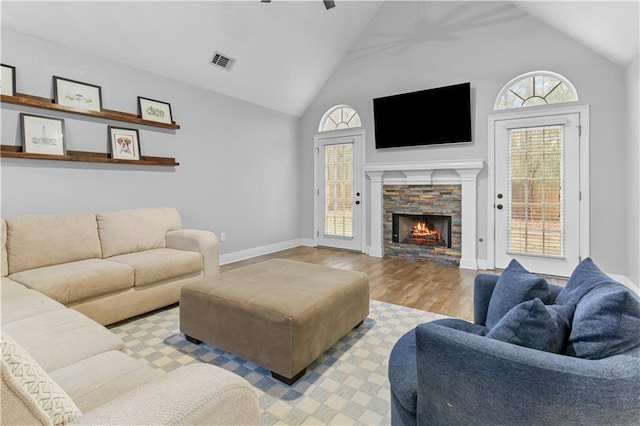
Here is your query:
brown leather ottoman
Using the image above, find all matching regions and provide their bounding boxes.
[179,259,369,384]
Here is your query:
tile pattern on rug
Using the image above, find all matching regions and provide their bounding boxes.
[109,299,445,425]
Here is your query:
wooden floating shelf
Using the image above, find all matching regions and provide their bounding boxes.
[1,93,180,130]
[1,145,179,167]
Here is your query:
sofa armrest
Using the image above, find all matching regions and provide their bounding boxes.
[473,274,499,325]
[415,322,640,426]
[166,230,219,277]
[76,364,260,425]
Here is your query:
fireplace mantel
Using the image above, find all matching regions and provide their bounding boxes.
[364,160,484,269]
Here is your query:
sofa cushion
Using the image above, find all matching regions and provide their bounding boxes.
[1,277,67,324]
[486,298,574,353]
[1,276,33,298]
[1,333,82,425]
[5,212,101,274]
[1,219,7,277]
[97,207,181,258]
[557,257,624,305]
[555,258,640,359]
[76,363,261,426]
[567,285,640,359]
[486,259,552,329]
[50,350,163,413]
[2,309,124,372]
[106,248,203,287]
[9,259,134,305]
[430,318,487,336]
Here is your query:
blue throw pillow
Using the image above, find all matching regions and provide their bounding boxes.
[557,258,640,359]
[486,298,574,353]
[556,257,618,305]
[486,259,552,329]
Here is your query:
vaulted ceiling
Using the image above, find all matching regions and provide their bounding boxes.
[1,1,638,117]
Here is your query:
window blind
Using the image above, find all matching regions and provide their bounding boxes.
[324,143,353,237]
[508,126,564,258]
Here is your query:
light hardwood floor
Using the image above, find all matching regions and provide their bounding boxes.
[221,246,484,321]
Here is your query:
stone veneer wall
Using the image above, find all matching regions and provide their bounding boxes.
[383,185,462,264]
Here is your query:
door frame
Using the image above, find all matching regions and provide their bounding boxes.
[314,128,366,252]
[487,104,590,274]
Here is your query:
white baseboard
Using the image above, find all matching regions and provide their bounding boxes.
[299,238,315,247]
[220,239,311,265]
[223,240,488,274]
[458,258,478,270]
[459,258,488,270]
[367,246,383,258]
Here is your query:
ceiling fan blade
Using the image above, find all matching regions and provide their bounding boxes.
[262,0,334,9]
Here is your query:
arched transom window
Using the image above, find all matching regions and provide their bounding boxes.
[319,105,362,132]
[495,71,578,110]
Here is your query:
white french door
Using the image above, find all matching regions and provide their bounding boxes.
[493,110,586,277]
[315,131,363,251]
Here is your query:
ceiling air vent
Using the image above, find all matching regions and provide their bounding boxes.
[210,51,236,71]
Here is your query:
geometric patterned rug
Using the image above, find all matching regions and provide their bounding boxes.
[109,300,445,425]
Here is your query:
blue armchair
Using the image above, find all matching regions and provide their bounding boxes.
[389,271,640,425]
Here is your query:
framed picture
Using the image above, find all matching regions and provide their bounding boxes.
[1,64,16,96]
[53,76,102,112]
[20,113,66,156]
[108,126,140,160]
[138,96,173,124]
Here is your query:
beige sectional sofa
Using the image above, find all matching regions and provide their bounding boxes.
[2,207,219,325]
[1,207,261,424]
[1,277,261,425]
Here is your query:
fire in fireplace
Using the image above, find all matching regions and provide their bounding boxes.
[392,214,452,248]
[409,221,443,245]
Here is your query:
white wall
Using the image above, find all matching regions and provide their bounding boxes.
[626,54,639,285]
[299,1,629,275]
[1,28,301,256]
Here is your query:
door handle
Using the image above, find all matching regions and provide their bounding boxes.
[355,200,360,205]
[497,204,503,210]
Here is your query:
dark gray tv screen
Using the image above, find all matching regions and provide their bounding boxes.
[373,82,472,149]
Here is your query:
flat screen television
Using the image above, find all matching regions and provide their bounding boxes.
[373,82,472,149]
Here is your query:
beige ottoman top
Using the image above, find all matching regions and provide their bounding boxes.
[184,258,367,317]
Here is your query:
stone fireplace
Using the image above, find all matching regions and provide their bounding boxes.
[364,160,483,269]
[385,185,461,264]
